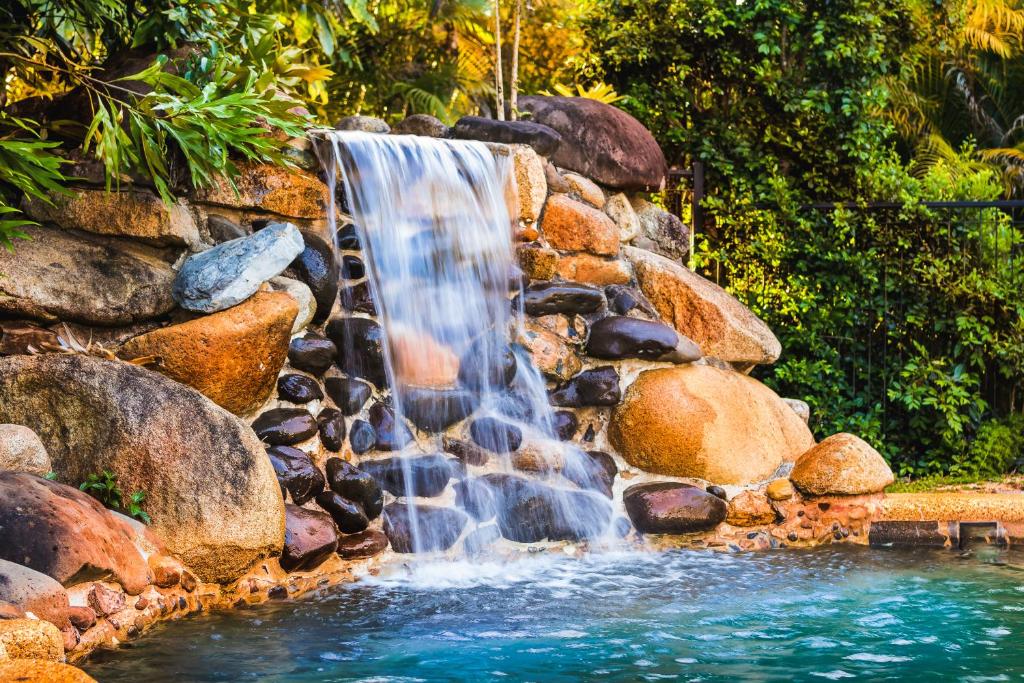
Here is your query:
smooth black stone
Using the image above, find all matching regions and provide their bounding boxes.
[324,376,373,415]
[252,408,318,445]
[552,410,578,441]
[517,281,605,317]
[341,254,365,280]
[336,224,360,250]
[585,316,699,362]
[317,408,346,452]
[207,215,248,243]
[349,420,376,455]
[451,116,562,156]
[266,445,325,505]
[458,334,517,391]
[289,230,339,325]
[469,416,523,454]
[383,503,469,553]
[325,457,383,519]
[315,490,370,534]
[707,485,728,500]
[492,390,535,422]
[281,504,338,573]
[454,478,498,521]
[442,436,490,466]
[623,482,727,534]
[401,387,477,433]
[562,449,615,498]
[582,423,596,442]
[463,524,502,556]
[288,334,337,376]
[368,402,413,451]
[277,374,324,404]
[360,454,453,498]
[326,317,388,388]
[605,285,658,318]
[338,281,376,314]
[479,474,612,543]
[549,366,621,407]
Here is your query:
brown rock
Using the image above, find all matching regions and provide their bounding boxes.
[766,478,796,501]
[66,607,95,632]
[790,433,894,496]
[119,291,297,415]
[510,445,565,473]
[192,162,329,219]
[336,529,390,559]
[516,321,583,382]
[179,571,198,593]
[148,558,181,588]
[540,195,619,256]
[0,354,285,584]
[0,321,59,356]
[555,254,631,285]
[87,584,125,618]
[625,246,781,365]
[0,660,97,682]
[389,326,460,388]
[23,188,201,248]
[623,482,727,534]
[517,244,559,280]
[281,504,339,573]
[609,365,815,485]
[726,490,777,526]
[0,425,51,476]
[0,619,63,661]
[562,172,605,208]
[0,602,25,620]
[0,560,71,631]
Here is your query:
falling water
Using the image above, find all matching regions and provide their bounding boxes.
[318,131,612,554]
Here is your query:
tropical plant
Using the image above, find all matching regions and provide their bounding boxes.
[80,470,151,524]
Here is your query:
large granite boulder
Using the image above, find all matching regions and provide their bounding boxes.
[0,355,284,583]
[0,660,97,682]
[790,433,894,496]
[119,291,296,415]
[623,482,727,534]
[624,246,781,365]
[519,96,668,190]
[172,222,304,313]
[0,424,52,476]
[0,619,64,661]
[610,365,815,485]
[0,473,150,593]
[0,559,72,631]
[0,226,176,326]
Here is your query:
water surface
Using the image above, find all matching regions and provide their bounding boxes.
[86,546,1024,681]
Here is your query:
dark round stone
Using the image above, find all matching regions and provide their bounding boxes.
[549,366,621,407]
[326,317,388,388]
[451,116,562,156]
[442,436,490,466]
[552,410,578,441]
[614,517,633,538]
[288,334,337,376]
[317,408,346,452]
[277,374,324,404]
[368,402,413,451]
[562,448,615,498]
[469,416,522,454]
[252,408,318,446]
[324,376,373,415]
[281,504,338,572]
[315,490,370,534]
[516,281,605,317]
[325,457,383,519]
[336,529,389,559]
[453,478,498,521]
[479,474,611,542]
[458,334,517,391]
[360,454,453,498]
[383,503,468,553]
[585,316,701,363]
[336,224,360,250]
[401,387,477,433]
[604,285,658,318]
[622,482,727,534]
[338,282,376,314]
[288,230,339,325]
[267,445,325,505]
[349,420,376,455]
[706,485,728,500]
[341,254,365,280]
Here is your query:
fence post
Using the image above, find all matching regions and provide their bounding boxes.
[690,161,704,269]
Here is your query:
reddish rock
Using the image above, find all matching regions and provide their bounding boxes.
[0,321,59,355]
[192,162,330,220]
[541,194,619,256]
[179,570,198,593]
[555,254,631,285]
[87,583,126,618]
[389,326,460,388]
[336,529,390,559]
[726,491,777,527]
[149,558,182,588]
[281,505,339,573]
[623,482,727,534]
[67,606,96,631]
[0,560,71,631]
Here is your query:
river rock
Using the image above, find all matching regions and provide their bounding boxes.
[555,253,631,286]
[391,327,460,388]
[314,491,369,534]
[119,290,296,415]
[281,504,339,572]
[401,387,477,433]
[337,115,390,133]
[453,478,499,521]
[725,490,777,527]
[252,408,318,446]
[630,198,691,260]
[0,473,150,593]
[552,410,579,441]
[516,322,582,382]
[452,116,562,156]
[288,230,339,325]
[562,172,605,208]
[325,458,383,519]
[192,162,330,219]
[470,417,523,454]
[519,96,668,190]
[0,619,63,661]
[392,114,448,137]
[288,334,337,376]
[458,335,517,391]
[207,214,248,243]
[518,281,605,317]
[324,376,373,415]
[86,583,125,618]
[268,276,316,333]
[326,317,388,388]
[336,529,390,558]
[0,425,51,476]
[0,225,176,326]
[609,365,815,485]
[317,408,346,452]
[277,374,324,404]
[586,315,702,363]
[336,223,360,249]
[266,446,325,505]
[349,420,376,455]
[623,482,727,534]
[625,246,781,365]
[23,187,201,247]
[383,503,468,553]
[361,454,453,498]
[605,285,658,318]
[340,254,364,280]
[549,366,621,407]
[562,449,616,498]
[0,354,283,583]
[368,403,413,451]
[540,194,619,256]
[0,560,71,632]
[766,478,796,501]
[442,437,490,466]
[604,193,641,243]
[790,433,894,496]
[481,474,611,542]
[338,281,376,314]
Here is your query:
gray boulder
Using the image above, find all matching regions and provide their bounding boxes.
[336,115,391,134]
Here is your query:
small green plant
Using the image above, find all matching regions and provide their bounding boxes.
[80,471,152,524]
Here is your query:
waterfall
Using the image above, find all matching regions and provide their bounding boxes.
[318,131,613,555]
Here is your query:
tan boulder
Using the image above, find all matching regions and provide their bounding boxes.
[540,195,619,256]
[790,433,894,496]
[516,321,583,382]
[562,172,605,208]
[192,162,329,220]
[508,145,547,225]
[119,291,296,415]
[604,193,641,243]
[726,490,776,526]
[0,660,97,682]
[23,188,201,248]
[624,246,781,365]
[609,365,815,485]
[555,254,631,285]
[0,425,51,476]
[0,619,63,661]
[0,354,285,584]
[766,478,796,501]
[517,245,559,280]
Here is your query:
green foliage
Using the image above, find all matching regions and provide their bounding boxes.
[80,471,151,524]
[955,414,1024,478]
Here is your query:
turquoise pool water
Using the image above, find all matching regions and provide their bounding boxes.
[85,546,1024,682]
